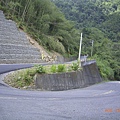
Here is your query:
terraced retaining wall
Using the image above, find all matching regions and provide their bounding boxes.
[0,10,43,64]
[35,62,102,91]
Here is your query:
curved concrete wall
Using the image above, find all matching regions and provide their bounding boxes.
[35,62,102,91]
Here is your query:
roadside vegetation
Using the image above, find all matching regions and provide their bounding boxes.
[4,62,81,89]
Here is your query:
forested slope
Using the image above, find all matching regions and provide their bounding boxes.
[52,0,120,80]
[0,0,120,80]
[0,0,79,56]
[52,0,120,45]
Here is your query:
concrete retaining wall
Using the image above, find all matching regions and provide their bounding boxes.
[35,62,102,91]
[0,10,43,64]
[83,62,102,85]
[56,56,77,63]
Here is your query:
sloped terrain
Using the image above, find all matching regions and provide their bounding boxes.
[0,10,44,64]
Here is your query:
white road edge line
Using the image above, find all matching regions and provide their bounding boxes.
[93,90,114,97]
[102,90,114,95]
[0,96,17,100]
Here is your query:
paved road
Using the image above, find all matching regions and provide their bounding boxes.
[0,64,33,74]
[0,63,49,74]
[0,74,120,120]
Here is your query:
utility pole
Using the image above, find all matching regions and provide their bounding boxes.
[78,33,83,66]
[91,40,94,57]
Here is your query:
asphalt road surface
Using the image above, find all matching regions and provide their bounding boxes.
[0,73,120,120]
[0,63,51,74]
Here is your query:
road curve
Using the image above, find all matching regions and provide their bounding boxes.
[0,62,119,120]
[0,73,120,120]
[0,63,49,74]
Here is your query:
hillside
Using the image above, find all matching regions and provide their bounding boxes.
[0,0,119,80]
[0,0,79,56]
[52,0,120,40]
[51,0,120,80]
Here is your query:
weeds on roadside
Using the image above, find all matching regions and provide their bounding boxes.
[71,61,80,71]
[57,64,66,72]
[5,68,36,88]
[50,65,57,73]
[35,65,46,74]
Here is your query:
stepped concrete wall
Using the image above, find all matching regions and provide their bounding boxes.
[35,62,102,91]
[0,10,43,64]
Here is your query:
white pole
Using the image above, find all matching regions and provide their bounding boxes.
[78,33,83,66]
[91,40,94,57]
[78,33,83,60]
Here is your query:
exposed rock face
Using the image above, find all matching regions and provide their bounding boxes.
[0,10,44,64]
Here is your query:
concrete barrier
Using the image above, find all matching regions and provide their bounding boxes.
[35,62,102,91]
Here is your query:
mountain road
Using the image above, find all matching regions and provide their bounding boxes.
[0,73,120,120]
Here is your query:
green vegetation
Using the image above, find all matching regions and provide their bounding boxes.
[57,64,66,72]
[50,65,57,73]
[36,62,81,74]
[4,63,81,89]
[35,65,46,74]
[0,0,79,56]
[52,0,120,80]
[0,0,120,80]
[4,68,36,88]
[71,61,80,71]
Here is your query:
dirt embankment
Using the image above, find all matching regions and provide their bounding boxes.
[26,33,62,63]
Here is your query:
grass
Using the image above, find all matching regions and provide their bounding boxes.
[4,68,36,89]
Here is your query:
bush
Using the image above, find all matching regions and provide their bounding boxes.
[35,65,46,74]
[50,65,57,73]
[13,69,35,88]
[95,58,114,80]
[71,61,80,71]
[42,36,66,54]
[22,72,33,85]
[57,64,66,72]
